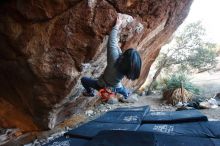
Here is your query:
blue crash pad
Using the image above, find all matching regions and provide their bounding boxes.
[94,111,145,124]
[112,105,150,113]
[142,110,208,124]
[138,121,220,138]
[93,106,150,124]
[64,121,140,139]
[85,130,220,146]
[94,106,149,124]
[43,136,89,146]
[84,130,154,146]
[154,132,220,146]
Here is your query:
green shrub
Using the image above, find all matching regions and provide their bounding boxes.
[151,80,159,90]
[163,73,200,94]
[157,77,169,89]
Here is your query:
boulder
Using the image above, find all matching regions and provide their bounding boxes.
[0,0,193,130]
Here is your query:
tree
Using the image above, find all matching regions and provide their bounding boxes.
[146,21,217,95]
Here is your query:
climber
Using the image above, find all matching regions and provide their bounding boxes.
[81,14,142,100]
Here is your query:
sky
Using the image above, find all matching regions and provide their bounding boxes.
[180,0,220,44]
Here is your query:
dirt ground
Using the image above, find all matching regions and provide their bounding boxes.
[190,71,220,98]
[190,57,220,98]
[189,63,220,120]
[135,94,220,120]
[127,94,220,120]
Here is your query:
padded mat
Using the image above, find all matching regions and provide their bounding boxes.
[154,133,219,146]
[112,105,150,113]
[138,121,220,138]
[94,111,147,124]
[64,121,140,139]
[84,130,154,146]
[142,110,208,124]
[85,130,220,146]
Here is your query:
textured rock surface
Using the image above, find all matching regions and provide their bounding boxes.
[0,0,193,130]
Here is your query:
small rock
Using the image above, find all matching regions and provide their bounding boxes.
[47,136,54,141]
[33,139,40,146]
[85,110,94,116]
[39,139,46,144]
[164,106,170,109]
[135,23,144,33]
[81,63,91,72]
[107,98,119,104]
[65,126,70,131]
[0,134,8,142]
[122,94,138,103]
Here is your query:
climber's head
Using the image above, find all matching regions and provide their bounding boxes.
[117,48,142,80]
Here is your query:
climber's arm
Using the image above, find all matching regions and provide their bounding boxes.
[107,16,122,64]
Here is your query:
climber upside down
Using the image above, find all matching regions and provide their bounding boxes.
[81,14,142,101]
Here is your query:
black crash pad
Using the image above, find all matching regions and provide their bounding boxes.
[112,105,150,113]
[138,121,220,138]
[64,121,140,139]
[43,136,89,146]
[85,130,220,146]
[84,130,154,146]
[154,132,220,146]
[142,110,208,124]
[94,111,147,124]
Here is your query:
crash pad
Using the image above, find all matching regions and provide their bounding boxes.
[142,110,208,124]
[92,106,149,124]
[64,121,140,139]
[94,111,146,124]
[154,132,220,146]
[84,130,154,146]
[112,105,150,113]
[85,130,220,146]
[138,121,220,138]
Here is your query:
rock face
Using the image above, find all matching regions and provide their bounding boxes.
[0,0,193,130]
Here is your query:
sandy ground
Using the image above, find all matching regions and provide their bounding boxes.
[189,65,220,120]
[139,95,220,120]
[130,94,220,120]
[190,71,220,98]
[190,57,220,98]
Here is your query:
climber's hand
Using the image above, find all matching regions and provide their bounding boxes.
[115,15,123,28]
